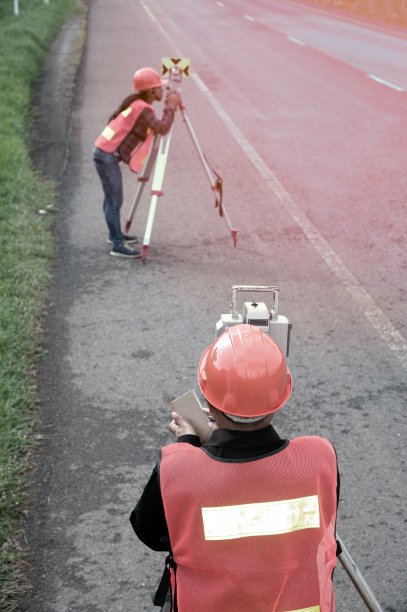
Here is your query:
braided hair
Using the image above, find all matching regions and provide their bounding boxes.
[108,90,150,122]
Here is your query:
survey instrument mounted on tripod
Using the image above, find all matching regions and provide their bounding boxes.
[124,58,238,262]
[216,284,292,357]
[214,283,384,612]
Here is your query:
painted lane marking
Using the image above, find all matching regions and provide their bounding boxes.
[280,0,407,39]
[367,74,405,92]
[141,1,407,369]
[141,0,159,24]
[287,35,306,45]
[213,2,404,93]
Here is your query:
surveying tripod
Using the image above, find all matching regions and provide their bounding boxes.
[124,58,238,262]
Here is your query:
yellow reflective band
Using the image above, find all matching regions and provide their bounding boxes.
[285,607,320,612]
[202,494,320,541]
[101,125,115,141]
[121,106,132,117]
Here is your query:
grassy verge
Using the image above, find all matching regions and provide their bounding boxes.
[0,0,84,607]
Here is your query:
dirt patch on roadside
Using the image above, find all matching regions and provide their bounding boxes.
[31,7,87,182]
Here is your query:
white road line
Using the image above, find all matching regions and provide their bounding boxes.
[141,1,407,369]
[287,35,306,46]
[367,74,405,92]
[244,14,255,22]
[141,0,159,25]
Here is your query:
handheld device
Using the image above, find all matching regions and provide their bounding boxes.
[170,390,212,444]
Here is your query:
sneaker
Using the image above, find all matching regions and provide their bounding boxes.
[123,233,138,244]
[107,234,138,245]
[110,244,141,258]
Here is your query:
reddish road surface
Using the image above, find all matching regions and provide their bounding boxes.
[149,0,407,338]
[22,1,406,611]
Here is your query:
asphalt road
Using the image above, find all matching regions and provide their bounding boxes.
[22,1,407,610]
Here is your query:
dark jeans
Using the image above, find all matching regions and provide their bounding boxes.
[92,146,124,247]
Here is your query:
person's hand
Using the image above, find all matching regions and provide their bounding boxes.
[166,90,181,108]
[168,411,197,440]
[201,405,217,428]
[201,404,219,435]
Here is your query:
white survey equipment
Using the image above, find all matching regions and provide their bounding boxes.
[216,285,291,357]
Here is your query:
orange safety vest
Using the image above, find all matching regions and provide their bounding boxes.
[94,99,153,173]
[159,436,338,612]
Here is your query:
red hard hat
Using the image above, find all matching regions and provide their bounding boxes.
[198,324,292,418]
[132,67,168,91]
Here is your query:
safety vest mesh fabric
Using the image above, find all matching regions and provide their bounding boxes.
[94,99,153,173]
[159,436,338,612]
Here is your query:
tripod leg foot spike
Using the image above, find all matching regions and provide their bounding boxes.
[231,229,238,247]
[141,244,149,263]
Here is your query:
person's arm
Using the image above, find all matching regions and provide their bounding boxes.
[333,446,341,556]
[129,423,201,551]
[130,464,170,552]
[336,468,340,508]
[140,106,174,135]
[140,90,181,135]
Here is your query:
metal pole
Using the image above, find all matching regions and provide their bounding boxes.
[141,126,173,262]
[14,0,19,16]
[124,134,159,234]
[179,106,219,196]
[179,104,238,246]
[337,535,384,612]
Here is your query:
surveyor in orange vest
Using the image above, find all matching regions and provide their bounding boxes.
[93,68,180,258]
[130,324,340,611]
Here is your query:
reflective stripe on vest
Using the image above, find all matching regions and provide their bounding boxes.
[94,99,153,172]
[286,607,320,612]
[285,608,320,612]
[202,493,320,540]
[100,125,115,141]
[159,436,338,612]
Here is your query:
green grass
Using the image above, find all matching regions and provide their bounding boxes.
[0,0,84,607]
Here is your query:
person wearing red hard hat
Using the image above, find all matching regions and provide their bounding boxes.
[130,324,340,611]
[92,68,181,258]
[198,321,293,419]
